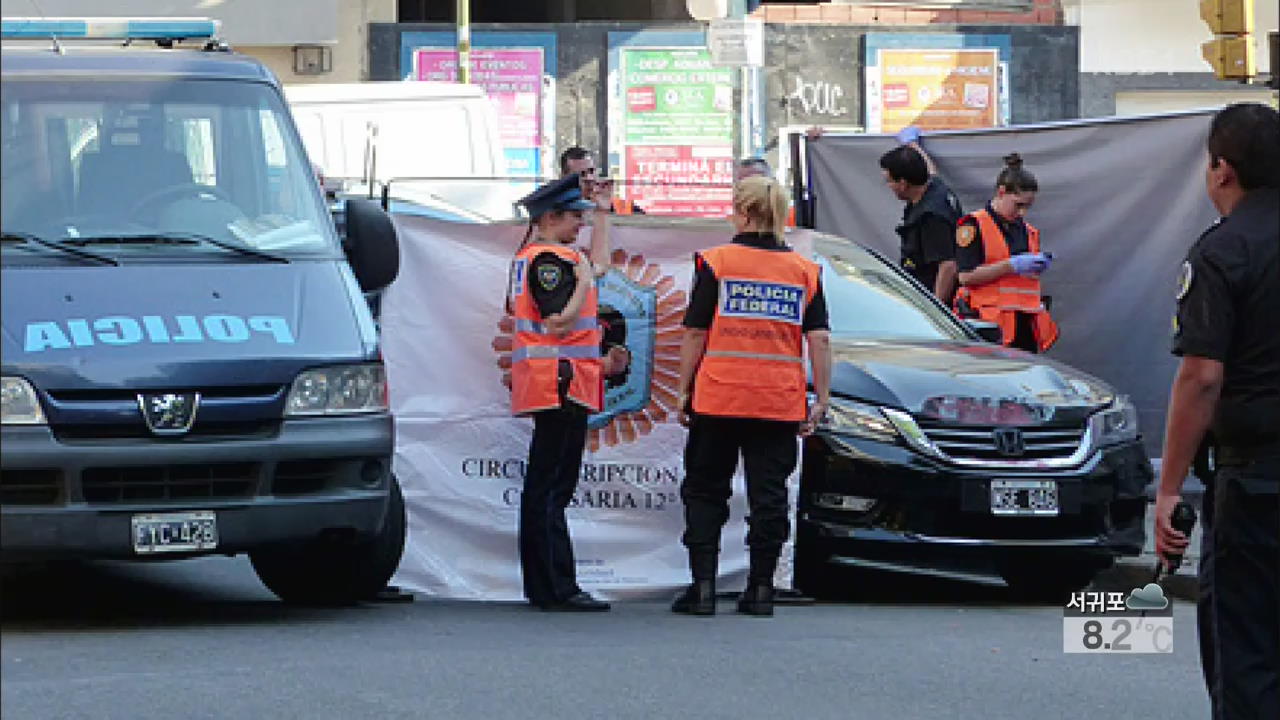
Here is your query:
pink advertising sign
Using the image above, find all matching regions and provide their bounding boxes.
[413,47,544,176]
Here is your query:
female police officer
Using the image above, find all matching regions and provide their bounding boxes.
[507,173,616,612]
[670,175,833,617]
[953,153,1058,353]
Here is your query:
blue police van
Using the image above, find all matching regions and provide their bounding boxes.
[0,19,405,604]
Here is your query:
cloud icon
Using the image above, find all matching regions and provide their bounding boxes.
[1126,583,1169,611]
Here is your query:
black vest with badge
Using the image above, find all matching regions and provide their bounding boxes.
[896,178,963,277]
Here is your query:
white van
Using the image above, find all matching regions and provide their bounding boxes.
[284,81,513,221]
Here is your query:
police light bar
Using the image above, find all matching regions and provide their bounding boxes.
[0,17,220,41]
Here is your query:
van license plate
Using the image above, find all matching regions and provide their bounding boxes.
[990,480,1059,516]
[131,512,218,554]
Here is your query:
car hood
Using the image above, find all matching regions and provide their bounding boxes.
[829,338,1116,425]
[1,261,376,391]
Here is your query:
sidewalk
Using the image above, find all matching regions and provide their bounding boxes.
[1092,492,1204,603]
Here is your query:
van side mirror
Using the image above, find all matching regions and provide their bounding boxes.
[343,198,399,293]
[964,319,1003,344]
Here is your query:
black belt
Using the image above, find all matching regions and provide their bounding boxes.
[1215,443,1280,466]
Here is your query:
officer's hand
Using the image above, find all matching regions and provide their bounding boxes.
[896,126,922,145]
[1009,253,1048,276]
[603,345,631,377]
[677,393,692,427]
[1154,492,1190,568]
[574,256,593,282]
[593,178,615,211]
[799,401,828,437]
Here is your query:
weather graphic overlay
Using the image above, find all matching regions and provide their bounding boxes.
[1062,585,1174,654]
[495,249,686,451]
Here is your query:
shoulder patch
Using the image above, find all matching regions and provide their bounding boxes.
[1176,260,1193,301]
[957,224,977,248]
[537,262,564,291]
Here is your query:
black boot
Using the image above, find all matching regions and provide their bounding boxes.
[672,551,717,616]
[738,549,778,616]
[737,581,774,617]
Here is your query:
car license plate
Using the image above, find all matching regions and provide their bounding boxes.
[131,511,218,554]
[990,479,1059,516]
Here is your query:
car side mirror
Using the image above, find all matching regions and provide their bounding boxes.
[965,319,1003,344]
[343,198,399,293]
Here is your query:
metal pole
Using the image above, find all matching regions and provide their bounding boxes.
[456,0,471,84]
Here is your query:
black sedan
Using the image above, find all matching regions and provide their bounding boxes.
[795,235,1152,600]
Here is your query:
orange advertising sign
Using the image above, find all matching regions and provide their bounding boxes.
[873,48,1000,132]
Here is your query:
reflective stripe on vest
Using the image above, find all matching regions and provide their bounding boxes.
[509,243,604,414]
[692,243,820,422]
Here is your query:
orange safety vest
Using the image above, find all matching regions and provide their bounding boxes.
[612,197,634,215]
[692,243,820,422]
[953,209,1059,353]
[509,244,604,415]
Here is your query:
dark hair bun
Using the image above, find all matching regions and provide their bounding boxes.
[1003,152,1024,169]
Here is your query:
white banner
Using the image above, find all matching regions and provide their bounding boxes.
[381,215,813,601]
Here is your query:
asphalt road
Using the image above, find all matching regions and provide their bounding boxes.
[2,557,1208,720]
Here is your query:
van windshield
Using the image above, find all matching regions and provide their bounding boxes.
[1,78,340,259]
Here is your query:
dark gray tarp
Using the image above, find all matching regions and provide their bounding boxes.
[807,110,1219,457]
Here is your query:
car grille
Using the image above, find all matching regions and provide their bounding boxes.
[81,463,259,504]
[272,459,345,495]
[53,420,280,442]
[917,422,1085,462]
[0,469,64,505]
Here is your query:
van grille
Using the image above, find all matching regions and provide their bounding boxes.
[81,463,259,504]
[54,420,279,442]
[917,422,1085,462]
[0,469,63,505]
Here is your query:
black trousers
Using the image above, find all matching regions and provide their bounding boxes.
[1200,459,1279,720]
[519,404,588,606]
[1010,312,1039,353]
[680,415,798,577]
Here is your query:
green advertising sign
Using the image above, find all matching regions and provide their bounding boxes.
[621,48,734,145]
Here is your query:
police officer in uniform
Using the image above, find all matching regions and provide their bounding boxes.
[670,175,833,617]
[1155,102,1279,719]
[507,174,618,612]
[878,127,963,304]
[953,153,1057,353]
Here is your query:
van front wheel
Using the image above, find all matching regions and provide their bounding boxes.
[250,477,407,606]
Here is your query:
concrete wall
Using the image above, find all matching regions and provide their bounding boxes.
[1064,0,1278,117]
[370,21,1080,173]
[3,0,395,84]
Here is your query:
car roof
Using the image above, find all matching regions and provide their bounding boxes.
[0,45,277,85]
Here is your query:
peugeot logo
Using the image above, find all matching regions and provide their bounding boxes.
[992,427,1026,457]
[137,392,201,436]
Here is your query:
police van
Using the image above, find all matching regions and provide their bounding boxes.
[0,18,405,604]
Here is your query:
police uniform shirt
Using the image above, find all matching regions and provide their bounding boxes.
[899,177,962,292]
[529,250,579,387]
[956,202,1031,274]
[683,232,830,331]
[1172,189,1280,449]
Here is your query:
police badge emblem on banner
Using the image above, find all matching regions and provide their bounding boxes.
[380,215,815,601]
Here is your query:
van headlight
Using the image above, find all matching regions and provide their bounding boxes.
[818,397,899,443]
[285,363,387,416]
[1,377,46,425]
[1091,396,1139,446]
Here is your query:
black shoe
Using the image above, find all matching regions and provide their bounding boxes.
[542,592,610,612]
[671,580,716,616]
[737,583,774,617]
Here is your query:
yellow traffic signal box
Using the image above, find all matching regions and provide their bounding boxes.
[1200,0,1256,79]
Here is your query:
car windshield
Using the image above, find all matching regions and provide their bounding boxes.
[814,236,969,342]
[1,78,339,259]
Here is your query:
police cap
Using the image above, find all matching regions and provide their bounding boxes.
[518,174,595,219]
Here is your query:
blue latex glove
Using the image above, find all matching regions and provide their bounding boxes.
[896,125,922,145]
[1009,253,1049,276]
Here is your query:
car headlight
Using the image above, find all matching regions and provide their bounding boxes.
[1,376,46,425]
[818,397,899,443]
[285,363,387,417]
[1091,396,1139,446]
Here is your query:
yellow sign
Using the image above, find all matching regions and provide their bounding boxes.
[874,49,1000,133]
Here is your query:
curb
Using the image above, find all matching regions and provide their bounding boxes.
[1093,556,1199,603]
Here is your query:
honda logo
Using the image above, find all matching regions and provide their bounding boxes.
[137,392,200,436]
[992,427,1026,457]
